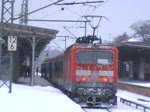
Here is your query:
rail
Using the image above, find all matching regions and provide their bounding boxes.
[119,97,150,112]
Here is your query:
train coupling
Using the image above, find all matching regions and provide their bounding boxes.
[86,96,101,106]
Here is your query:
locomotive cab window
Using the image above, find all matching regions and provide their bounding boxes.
[77,50,114,64]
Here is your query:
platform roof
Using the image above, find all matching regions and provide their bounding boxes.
[0,22,58,56]
[117,43,150,59]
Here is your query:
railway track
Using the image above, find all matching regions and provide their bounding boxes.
[83,108,112,112]
[118,96,150,112]
[82,94,150,112]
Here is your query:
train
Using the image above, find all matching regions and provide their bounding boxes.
[41,36,118,108]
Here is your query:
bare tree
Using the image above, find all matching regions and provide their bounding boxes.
[112,32,130,45]
[130,20,150,42]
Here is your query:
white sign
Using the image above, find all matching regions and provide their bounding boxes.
[8,36,17,51]
[97,59,108,64]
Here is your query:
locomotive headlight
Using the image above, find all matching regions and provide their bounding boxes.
[102,77,108,83]
[81,76,87,82]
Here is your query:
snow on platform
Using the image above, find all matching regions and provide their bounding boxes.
[118,79,150,88]
[0,75,84,112]
[18,75,52,86]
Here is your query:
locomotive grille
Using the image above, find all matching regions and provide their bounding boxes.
[84,82,104,87]
[99,71,114,76]
[88,71,99,82]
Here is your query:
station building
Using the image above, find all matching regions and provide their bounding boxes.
[117,41,150,81]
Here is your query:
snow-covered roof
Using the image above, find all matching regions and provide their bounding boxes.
[127,37,143,42]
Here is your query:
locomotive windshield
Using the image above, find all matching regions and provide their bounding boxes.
[77,50,114,64]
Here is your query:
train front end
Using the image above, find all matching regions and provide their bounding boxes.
[72,44,118,108]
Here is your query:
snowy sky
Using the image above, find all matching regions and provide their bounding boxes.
[1,0,150,49]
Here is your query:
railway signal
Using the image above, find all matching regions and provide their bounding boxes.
[45,53,49,59]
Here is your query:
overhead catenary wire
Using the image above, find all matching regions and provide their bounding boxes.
[62,2,98,37]
[63,0,108,34]
[39,9,63,19]
[14,0,63,20]
[22,0,108,49]
[64,26,78,39]
[51,40,65,52]
[56,1,104,5]
[28,0,105,36]
[26,0,91,37]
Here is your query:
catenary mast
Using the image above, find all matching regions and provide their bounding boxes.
[20,0,28,25]
[0,0,15,93]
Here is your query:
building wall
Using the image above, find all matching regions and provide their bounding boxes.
[119,56,150,81]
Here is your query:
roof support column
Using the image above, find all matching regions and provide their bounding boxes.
[138,57,145,80]
[31,35,35,86]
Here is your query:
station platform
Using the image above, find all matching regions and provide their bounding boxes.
[18,74,52,87]
[118,78,150,97]
[118,78,150,88]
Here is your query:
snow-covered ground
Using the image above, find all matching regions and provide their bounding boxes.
[0,76,150,112]
[0,81,83,112]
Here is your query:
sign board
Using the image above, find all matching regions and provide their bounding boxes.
[8,36,17,51]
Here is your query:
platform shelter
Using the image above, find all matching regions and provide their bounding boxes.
[0,22,58,83]
[117,42,150,81]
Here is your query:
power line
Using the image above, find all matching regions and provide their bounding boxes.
[51,40,65,52]
[56,1,104,5]
[14,0,63,20]
[64,26,77,39]
[64,7,82,17]
[27,19,90,23]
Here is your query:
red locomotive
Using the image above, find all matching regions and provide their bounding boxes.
[41,36,118,108]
